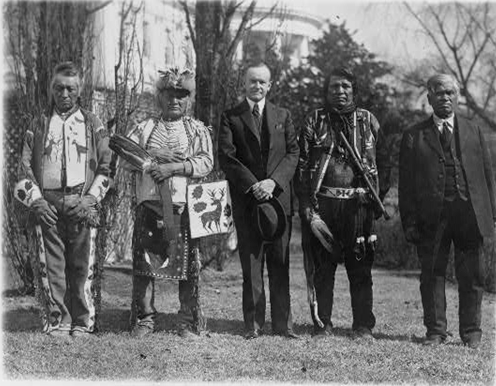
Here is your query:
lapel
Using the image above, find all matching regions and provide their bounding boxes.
[455,114,468,155]
[265,100,276,149]
[265,100,278,153]
[422,116,443,158]
[239,99,260,142]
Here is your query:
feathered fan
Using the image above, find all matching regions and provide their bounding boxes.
[109,134,154,172]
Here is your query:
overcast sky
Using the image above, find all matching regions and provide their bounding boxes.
[265,0,448,68]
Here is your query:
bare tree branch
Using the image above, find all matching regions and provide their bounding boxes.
[218,0,238,45]
[481,72,496,110]
[404,3,455,74]
[465,33,490,83]
[453,6,471,50]
[128,41,144,116]
[115,1,133,76]
[429,5,458,53]
[228,0,248,12]
[404,2,496,130]
[401,75,426,90]
[225,0,256,60]
[179,0,197,53]
[247,2,279,29]
[464,90,496,130]
[86,0,113,15]
[452,4,462,44]
[459,2,496,48]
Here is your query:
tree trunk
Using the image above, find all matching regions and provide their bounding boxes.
[195,1,220,127]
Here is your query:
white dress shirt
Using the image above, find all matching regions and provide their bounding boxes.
[246,98,265,116]
[433,113,455,133]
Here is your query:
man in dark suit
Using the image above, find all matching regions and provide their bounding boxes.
[218,62,299,339]
[399,74,496,348]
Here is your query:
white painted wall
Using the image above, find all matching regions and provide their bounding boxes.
[92,0,191,92]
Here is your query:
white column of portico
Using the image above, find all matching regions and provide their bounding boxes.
[228,6,324,67]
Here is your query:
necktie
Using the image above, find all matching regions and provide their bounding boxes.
[440,121,452,148]
[252,103,261,129]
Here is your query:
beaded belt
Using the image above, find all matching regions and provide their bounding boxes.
[317,185,368,199]
[44,183,85,195]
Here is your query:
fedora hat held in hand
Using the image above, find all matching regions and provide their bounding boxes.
[246,196,287,241]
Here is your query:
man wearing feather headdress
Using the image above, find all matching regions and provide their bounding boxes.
[120,67,213,338]
[15,61,112,338]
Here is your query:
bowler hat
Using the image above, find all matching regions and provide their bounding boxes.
[247,196,287,241]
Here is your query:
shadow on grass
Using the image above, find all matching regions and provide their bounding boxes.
[290,323,414,342]
[3,307,416,344]
[299,325,412,342]
[373,331,414,342]
[99,309,247,336]
[3,307,40,332]
[98,309,327,339]
[98,307,131,333]
[2,307,242,336]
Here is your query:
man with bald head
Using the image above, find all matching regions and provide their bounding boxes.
[219,62,299,339]
[399,74,496,348]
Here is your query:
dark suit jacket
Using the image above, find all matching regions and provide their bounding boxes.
[218,99,299,219]
[399,114,496,240]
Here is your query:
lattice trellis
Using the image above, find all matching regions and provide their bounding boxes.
[3,94,35,292]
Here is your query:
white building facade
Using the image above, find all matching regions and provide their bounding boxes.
[91,0,324,94]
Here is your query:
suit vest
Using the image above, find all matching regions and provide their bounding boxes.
[441,125,468,201]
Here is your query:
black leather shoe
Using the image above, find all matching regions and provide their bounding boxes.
[463,339,481,349]
[244,329,261,340]
[312,330,327,340]
[353,327,374,341]
[284,330,300,339]
[130,324,154,338]
[274,330,300,339]
[312,324,332,339]
[179,327,199,339]
[422,335,445,346]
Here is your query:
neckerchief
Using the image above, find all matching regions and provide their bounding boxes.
[326,102,357,146]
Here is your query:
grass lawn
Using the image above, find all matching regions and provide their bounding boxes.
[3,220,496,384]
